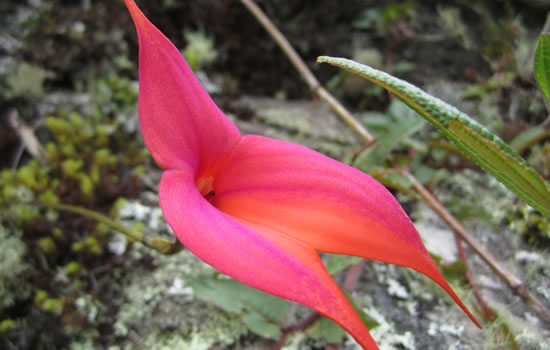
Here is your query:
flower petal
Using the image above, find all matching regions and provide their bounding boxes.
[125,0,241,173]
[214,135,481,327]
[159,169,380,349]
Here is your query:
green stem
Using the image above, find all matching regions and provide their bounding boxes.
[45,202,184,255]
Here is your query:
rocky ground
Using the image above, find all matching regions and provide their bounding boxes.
[1,1,550,349]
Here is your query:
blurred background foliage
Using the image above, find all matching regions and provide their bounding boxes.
[1,0,550,349]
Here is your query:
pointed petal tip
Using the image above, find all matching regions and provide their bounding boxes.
[417,257,482,328]
[439,277,483,329]
[124,0,147,26]
[123,0,241,171]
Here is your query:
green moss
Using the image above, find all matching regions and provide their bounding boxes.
[38,237,57,255]
[506,204,550,245]
[0,319,17,333]
[64,262,82,276]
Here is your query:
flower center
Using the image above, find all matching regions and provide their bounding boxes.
[195,176,216,205]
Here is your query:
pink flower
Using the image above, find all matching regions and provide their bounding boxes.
[124,1,480,348]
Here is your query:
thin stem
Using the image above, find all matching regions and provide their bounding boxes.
[408,173,550,324]
[239,0,375,143]
[454,233,496,321]
[46,202,184,255]
[342,260,367,293]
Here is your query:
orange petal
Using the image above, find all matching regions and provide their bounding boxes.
[159,169,380,349]
[214,135,481,328]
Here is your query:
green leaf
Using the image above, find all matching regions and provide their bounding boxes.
[306,317,347,343]
[344,292,379,330]
[413,164,436,184]
[242,312,281,338]
[356,100,426,171]
[318,56,550,217]
[371,169,413,193]
[355,100,425,172]
[535,34,550,104]
[509,126,546,153]
[190,274,289,337]
[324,254,362,275]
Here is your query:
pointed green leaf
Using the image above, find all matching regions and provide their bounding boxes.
[535,34,550,104]
[318,56,550,217]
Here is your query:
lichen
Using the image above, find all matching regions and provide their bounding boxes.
[111,201,248,349]
[113,250,247,349]
[0,225,30,312]
[431,168,516,224]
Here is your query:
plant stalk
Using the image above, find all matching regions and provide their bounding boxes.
[46,202,184,255]
[239,0,375,143]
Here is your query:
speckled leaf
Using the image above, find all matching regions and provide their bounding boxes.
[318,56,550,217]
[535,34,550,104]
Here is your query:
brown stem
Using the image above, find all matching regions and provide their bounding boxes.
[454,232,496,321]
[239,0,375,144]
[342,260,368,293]
[408,173,550,324]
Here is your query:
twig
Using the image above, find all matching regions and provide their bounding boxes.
[44,201,184,255]
[408,173,550,324]
[8,109,47,167]
[240,0,550,326]
[239,0,375,144]
[342,260,368,293]
[454,227,496,321]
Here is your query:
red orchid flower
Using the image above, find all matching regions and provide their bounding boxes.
[124,1,480,349]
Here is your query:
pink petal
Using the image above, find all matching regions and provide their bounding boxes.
[159,169,380,350]
[214,135,481,327]
[125,0,241,173]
